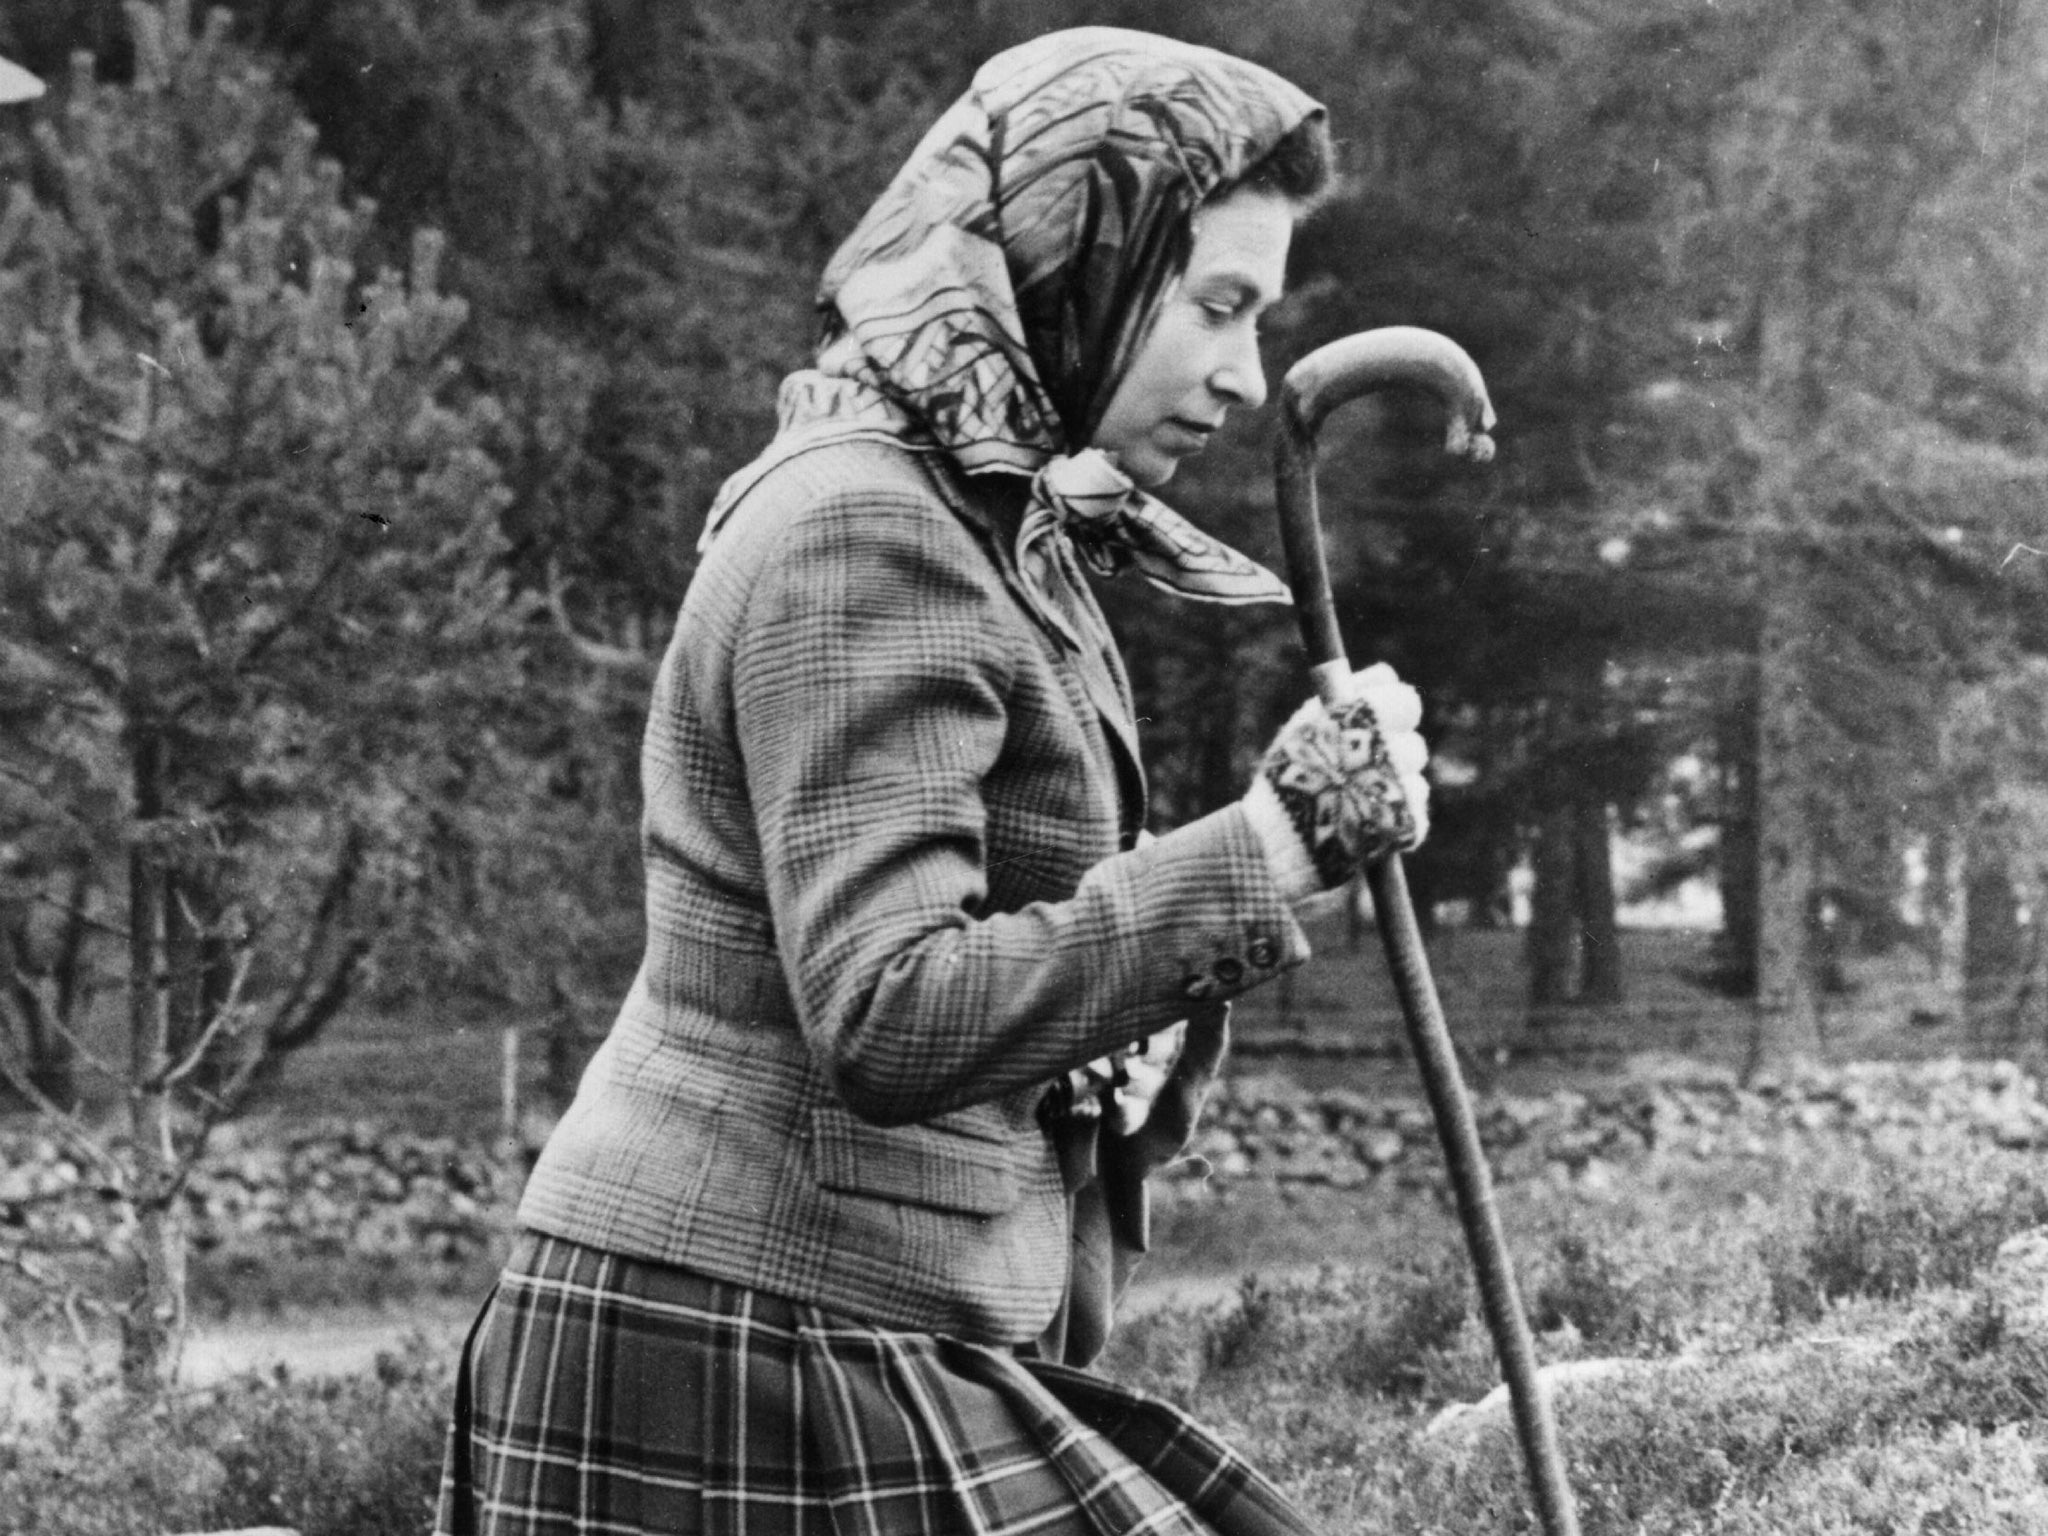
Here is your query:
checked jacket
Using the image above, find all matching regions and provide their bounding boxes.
[518,429,1311,1349]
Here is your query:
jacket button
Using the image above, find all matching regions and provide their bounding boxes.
[1248,937,1279,968]
[1181,975,1217,1001]
[1212,956,1245,986]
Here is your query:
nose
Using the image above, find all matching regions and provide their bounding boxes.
[1209,328,1268,411]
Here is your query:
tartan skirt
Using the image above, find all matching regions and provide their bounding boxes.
[434,1230,1317,1536]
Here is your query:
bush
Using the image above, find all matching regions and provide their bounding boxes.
[1203,1273,1285,1376]
[0,1346,451,1536]
[1106,1138,2048,1532]
[1328,1255,1473,1398]
[1768,1156,2048,1321]
[1528,1231,1675,1355]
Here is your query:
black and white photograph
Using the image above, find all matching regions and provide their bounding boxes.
[2,4,2046,1532]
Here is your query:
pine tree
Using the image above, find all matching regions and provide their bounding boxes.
[1585,0,2048,1049]
[0,0,521,1388]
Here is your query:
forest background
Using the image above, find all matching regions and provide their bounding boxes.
[3,0,2048,1390]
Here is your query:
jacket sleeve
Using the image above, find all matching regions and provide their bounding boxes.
[731,485,1307,1127]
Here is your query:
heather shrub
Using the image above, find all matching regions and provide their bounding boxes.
[1228,1286,2048,1534]
[1108,1137,2048,1532]
[1203,1273,1286,1375]
[0,1346,450,1536]
[1328,1253,1473,1397]
[1107,1245,1485,1406]
[1768,1154,2048,1320]
[1526,1230,1678,1355]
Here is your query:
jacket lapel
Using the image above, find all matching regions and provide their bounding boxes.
[922,461,1149,846]
[1053,555,1149,846]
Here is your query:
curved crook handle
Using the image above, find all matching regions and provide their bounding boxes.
[1272,330,1583,1536]
[1276,327,1497,704]
[1284,325,1498,465]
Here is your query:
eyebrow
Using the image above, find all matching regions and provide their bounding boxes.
[1191,274,1278,309]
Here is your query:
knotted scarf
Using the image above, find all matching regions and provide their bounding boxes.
[701,26,1321,634]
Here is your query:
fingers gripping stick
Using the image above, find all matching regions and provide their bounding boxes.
[1274,329,1582,1536]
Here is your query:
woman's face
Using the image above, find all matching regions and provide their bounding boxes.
[1091,186,1294,488]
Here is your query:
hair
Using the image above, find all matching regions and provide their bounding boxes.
[1224,115,1336,211]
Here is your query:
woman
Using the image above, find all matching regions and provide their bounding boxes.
[438,27,1429,1536]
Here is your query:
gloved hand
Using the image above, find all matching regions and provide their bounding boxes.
[1242,662,1429,902]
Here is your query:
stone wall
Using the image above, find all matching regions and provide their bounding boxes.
[0,1122,507,1267]
[4,1059,2045,1266]
[1178,1057,2048,1195]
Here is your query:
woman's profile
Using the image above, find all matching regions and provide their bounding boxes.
[437,26,1429,1536]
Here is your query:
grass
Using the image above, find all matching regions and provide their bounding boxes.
[0,1346,453,1536]
[1098,1136,2048,1533]
[9,1132,2048,1533]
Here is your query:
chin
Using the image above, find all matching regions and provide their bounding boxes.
[1126,456,1179,489]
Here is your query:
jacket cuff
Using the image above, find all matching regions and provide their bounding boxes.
[1129,802,1312,1010]
[1240,773,1323,903]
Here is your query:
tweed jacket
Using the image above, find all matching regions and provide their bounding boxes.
[518,430,1311,1346]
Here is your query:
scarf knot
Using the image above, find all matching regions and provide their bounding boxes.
[1016,450,1291,645]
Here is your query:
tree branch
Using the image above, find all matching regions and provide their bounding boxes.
[252,827,363,1037]
[266,932,370,1057]
[1860,494,2007,592]
[226,546,355,679]
[0,1244,109,1356]
[546,559,657,672]
[1,927,124,1087]
[155,945,254,1092]
[0,1041,126,1195]
[51,859,96,1027]
[169,927,366,1198]
[25,886,130,947]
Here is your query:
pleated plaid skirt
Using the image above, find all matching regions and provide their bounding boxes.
[434,1231,1316,1536]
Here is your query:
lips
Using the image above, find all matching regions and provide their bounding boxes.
[1161,417,1219,450]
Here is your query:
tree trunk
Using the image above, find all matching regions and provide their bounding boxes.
[1527,806,1577,1010]
[1574,794,1623,1004]
[1752,566,1821,1058]
[545,969,586,1114]
[1464,704,1506,930]
[1193,617,1244,817]
[1965,841,2023,1032]
[1931,826,1968,1021]
[2004,868,2047,1044]
[120,732,185,1395]
[1748,257,1823,1064]
[1717,694,1760,993]
[1527,646,1623,1012]
[1566,644,1623,1005]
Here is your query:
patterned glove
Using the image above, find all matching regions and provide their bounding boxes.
[1242,663,1429,902]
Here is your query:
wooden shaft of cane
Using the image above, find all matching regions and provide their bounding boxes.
[1276,330,1581,1536]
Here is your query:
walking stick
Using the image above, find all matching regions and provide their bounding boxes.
[1275,327,1582,1536]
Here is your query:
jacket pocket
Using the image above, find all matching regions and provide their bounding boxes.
[808,1105,1022,1216]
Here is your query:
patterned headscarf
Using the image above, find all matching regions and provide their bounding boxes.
[704,28,1322,625]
